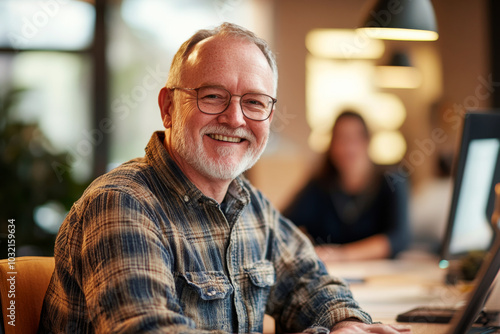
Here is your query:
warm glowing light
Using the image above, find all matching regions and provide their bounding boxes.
[362,93,406,131]
[369,131,407,164]
[357,27,439,41]
[306,56,374,133]
[305,31,409,163]
[306,29,385,59]
[306,55,408,160]
[375,66,422,89]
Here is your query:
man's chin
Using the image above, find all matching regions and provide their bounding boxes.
[202,161,245,180]
[185,143,264,181]
[197,155,256,181]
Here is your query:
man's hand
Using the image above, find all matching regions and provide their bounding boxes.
[331,322,412,333]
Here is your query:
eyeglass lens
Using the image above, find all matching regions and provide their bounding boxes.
[197,86,273,120]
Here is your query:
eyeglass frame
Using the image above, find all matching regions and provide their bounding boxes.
[169,86,277,121]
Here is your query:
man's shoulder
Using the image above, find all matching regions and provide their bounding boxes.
[95,156,149,185]
[79,157,159,204]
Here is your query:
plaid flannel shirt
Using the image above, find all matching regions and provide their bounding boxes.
[38,131,371,334]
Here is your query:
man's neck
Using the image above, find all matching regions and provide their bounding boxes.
[163,135,231,203]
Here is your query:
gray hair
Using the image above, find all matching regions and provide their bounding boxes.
[166,22,278,94]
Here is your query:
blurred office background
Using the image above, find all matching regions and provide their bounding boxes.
[0,0,498,256]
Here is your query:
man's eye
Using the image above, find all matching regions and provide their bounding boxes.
[201,94,223,99]
[244,99,266,107]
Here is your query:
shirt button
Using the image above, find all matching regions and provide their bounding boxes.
[183,195,189,202]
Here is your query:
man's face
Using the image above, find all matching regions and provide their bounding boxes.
[167,36,275,181]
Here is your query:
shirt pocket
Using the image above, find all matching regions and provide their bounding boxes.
[183,271,234,300]
[175,271,235,331]
[246,260,276,288]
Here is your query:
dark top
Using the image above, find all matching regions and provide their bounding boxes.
[283,171,411,258]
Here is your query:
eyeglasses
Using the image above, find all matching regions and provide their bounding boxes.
[169,86,277,121]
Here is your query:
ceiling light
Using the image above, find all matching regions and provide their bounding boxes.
[375,52,422,89]
[358,0,438,41]
[306,29,385,59]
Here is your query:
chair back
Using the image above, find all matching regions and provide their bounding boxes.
[0,256,55,334]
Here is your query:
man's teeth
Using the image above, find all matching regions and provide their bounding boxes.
[208,134,242,143]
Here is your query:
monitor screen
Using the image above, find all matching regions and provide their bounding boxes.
[441,111,500,260]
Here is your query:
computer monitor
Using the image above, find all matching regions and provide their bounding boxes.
[441,111,500,261]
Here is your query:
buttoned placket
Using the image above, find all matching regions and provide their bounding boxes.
[201,192,251,333]
[176,169,252,332]
[192,194,248,332]
[225,201,250,333]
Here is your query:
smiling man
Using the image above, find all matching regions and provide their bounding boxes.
[38,23,410,334]
[160,30,276,201]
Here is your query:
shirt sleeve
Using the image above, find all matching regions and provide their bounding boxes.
[266,211,372,332]
[75,189,227,334]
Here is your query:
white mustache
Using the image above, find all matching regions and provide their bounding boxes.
[201,125,256,143]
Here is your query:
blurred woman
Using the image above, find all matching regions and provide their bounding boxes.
[284,111,410,262]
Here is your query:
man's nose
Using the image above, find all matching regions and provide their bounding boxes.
[217,98,246,128]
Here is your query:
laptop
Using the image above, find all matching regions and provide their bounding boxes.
[398,183,500,334]
[447,233,500,334]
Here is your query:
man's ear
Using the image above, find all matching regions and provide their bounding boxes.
[158,87,173,129]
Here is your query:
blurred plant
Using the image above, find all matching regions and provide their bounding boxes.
[0,87,88,257]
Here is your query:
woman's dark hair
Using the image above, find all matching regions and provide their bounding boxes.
[316,110,370,185]
[331,110,369,139]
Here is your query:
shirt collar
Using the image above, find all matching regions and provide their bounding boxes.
[145,131,250,207]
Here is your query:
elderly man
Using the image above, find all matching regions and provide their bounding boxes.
[38,23,410,334]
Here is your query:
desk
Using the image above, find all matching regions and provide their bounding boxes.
[263,257,497,333]
[325,258,466,333]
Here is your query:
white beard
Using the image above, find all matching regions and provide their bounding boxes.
[172,123,267,181]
